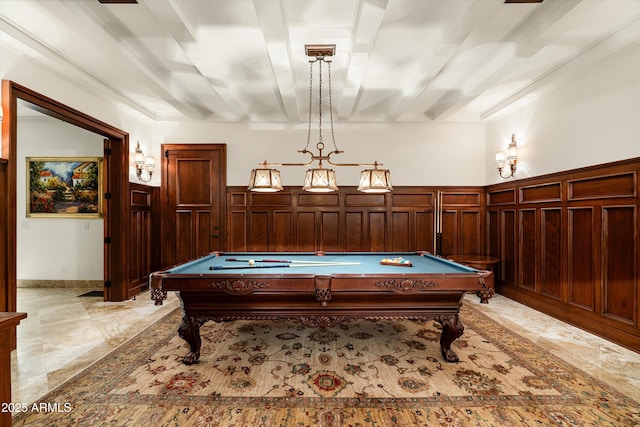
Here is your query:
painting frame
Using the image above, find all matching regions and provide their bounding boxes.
[26,157,104,218]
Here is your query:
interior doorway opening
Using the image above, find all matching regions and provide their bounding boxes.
[1,80,133,312]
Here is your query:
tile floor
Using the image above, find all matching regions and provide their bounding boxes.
[10,289,640,405]
[11,288,179,405]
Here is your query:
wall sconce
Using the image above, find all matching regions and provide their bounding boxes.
[134,141,155,182]
[495,134,518,179]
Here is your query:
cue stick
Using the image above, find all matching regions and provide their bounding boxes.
[210,262,360,270]
[225,257,356,265]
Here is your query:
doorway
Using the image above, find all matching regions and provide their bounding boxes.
[1,80,132,311]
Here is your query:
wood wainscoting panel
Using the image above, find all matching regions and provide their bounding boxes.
[488,210,500,268]
[367,211,387,252]
[273,211,293,251]
[345,193,386,206]
[320,211,341,251]
[520,182,562,203]
[248,211,269,251]
[442,192,481,206]
[602,205,637,325]
[440,210,459,256]
[540,208,562,300]
[569,172,636,200]
[296,211,316,251]
[391,192,433,206]
[568,207,596,310]
[502,210,517,286]
[519,209,537,292]
[229,192,246,207]
[344,211,365,251]
[487,157,640,352]
[298,193,339,206]
[228,210,247,251]
[460,210,482,255]
[227,186,483,256]
[391,211,411,252]
[129,183,158,298]
[488,188,516,205]
[251,192,292,206]
[416,210,435,252]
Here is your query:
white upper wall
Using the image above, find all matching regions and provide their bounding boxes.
[485,45,640,185]
[16,113,104,280]
[151,120,486,188]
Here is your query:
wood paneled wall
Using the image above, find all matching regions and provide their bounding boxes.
[129,183,160,298]
[226,186,485,255]
[487,158,640,352]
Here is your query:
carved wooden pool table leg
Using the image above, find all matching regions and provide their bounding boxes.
[435,314,464,363]
[178,315,204,365]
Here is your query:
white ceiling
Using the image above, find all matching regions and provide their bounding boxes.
[2,0,639,123]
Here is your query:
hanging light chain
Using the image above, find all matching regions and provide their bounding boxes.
[304,58,315,152]
[317,58,323,147]
[327,59,338,153]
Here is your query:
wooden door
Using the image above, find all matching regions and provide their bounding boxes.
[162,144,226,267]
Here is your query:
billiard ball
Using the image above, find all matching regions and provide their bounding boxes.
[248,259,255,265]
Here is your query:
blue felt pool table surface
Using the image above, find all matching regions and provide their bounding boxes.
[167,251,479,276]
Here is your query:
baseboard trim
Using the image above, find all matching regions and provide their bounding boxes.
[17,280,103,289]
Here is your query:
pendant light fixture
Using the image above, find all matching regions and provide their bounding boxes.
[248,44,392,193]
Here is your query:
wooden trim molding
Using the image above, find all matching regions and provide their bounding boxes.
[1,80,132,309]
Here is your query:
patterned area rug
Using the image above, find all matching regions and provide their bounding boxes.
[13,303,639,426]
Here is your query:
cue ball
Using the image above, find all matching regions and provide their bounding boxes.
[248,259,255,265]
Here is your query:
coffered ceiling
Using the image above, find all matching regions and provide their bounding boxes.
[1,0,639,122]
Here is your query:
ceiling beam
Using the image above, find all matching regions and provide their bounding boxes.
[426,0,580,121]
[253,0,299,121]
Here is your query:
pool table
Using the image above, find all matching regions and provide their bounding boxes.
[150,251,493,365]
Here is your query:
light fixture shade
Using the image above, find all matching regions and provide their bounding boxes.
[134,151,145,166]
[248,168,283,192]
[494,151,506,165]
[144,156,155,171]
[358,169,392,193]
[302,168,338,192]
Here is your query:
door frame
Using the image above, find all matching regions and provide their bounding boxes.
[1,80,132,308]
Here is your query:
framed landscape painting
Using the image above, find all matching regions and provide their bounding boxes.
[26,157,103,218]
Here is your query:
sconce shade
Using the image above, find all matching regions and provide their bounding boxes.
[248,168,283,192]
[134,151,145,165]
[302,168,338,192]
[145,156,155,171]
[495,151,506,164]
[357,168,392,193]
